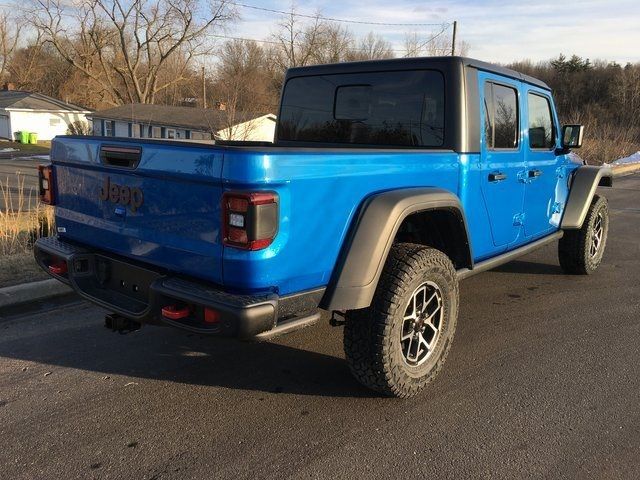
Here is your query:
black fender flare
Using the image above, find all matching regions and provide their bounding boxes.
[561,165,613,230]
[320,188,472,311]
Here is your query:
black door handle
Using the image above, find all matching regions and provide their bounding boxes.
[529,169,543,178]
[488,172,507,182]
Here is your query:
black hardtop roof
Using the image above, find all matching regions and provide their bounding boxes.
[286,56,550,91]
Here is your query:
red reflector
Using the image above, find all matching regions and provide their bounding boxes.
[161,305,191,320]
[48,262,67,275]
[38,164,54,205]
[204,308,220,324]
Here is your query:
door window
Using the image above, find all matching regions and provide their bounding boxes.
[484,82,519,149]
[527,93,555,149]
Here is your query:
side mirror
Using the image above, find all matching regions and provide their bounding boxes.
[562,124,584,149]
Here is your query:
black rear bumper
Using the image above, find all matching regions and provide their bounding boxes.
[34,236,285,337]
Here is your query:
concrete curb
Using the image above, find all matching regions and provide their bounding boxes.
[0,278,73,310]
[611,163,640,177]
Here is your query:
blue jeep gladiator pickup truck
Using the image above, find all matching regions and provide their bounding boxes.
[35,57,612,397]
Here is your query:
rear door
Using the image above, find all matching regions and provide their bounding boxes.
[479,73,526,247]
[523,89,563,237]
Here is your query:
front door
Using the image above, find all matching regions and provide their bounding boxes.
[523,90,563,237]
[479,74,526,247]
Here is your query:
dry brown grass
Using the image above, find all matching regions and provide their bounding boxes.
[565,111,640,165]
[580,128,640,165]
[1,174,55,256]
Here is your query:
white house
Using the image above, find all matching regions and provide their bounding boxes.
[0,86,91,141]
[89,104,276,142]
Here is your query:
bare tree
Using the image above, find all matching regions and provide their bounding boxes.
[347,32,394,61]
[403,26,469,57]
[213,39,278,140]
[30,0,235,105]
[271,7,330,70]
[0,13,22,82]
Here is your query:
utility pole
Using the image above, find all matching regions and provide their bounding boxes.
[202,66,207,109]
[451,20,457,56]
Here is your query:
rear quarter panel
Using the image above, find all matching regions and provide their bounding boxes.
[221,149,463,295]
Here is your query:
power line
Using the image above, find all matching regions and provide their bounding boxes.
[207,31,449,54]
[228,1,448,27]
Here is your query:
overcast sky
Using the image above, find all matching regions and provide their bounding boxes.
[232,0,640,64]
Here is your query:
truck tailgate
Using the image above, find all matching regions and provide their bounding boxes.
[51,137,225,284]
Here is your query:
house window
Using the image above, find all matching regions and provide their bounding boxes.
[152,126,161,138]
[105,120,115,137]
[167,129,176,139]
[49,118,61,127]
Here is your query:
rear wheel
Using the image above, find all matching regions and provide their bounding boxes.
[558,194,609,275]
[343,243,459,398]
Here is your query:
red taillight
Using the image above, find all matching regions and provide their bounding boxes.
[38,164,55,205]
[222,191,279,250]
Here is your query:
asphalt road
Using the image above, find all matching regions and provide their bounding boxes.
[0,157,44,211]
[1,175,639,479]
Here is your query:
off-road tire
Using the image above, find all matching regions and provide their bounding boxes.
[558,194,609,275]
[343,243,459,398]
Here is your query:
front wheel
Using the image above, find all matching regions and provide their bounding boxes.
[558,194,609,275]
[343,243,459,398]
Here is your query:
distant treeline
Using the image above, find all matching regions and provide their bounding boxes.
[508,55,640,163]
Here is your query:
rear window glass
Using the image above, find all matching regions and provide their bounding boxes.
[278,70,445,147]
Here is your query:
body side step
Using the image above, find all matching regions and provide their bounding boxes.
[253,312,322,341]
[457,231,564,280]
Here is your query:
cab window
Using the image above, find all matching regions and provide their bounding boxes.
[528,93,555,149]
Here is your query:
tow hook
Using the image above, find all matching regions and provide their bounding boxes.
[104,313,141,334]
[330,311,346,327]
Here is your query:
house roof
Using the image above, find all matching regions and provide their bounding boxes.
[89,104,273,132]
[0,90,90,112]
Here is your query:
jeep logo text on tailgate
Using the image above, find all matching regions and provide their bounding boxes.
[99,177,144,212]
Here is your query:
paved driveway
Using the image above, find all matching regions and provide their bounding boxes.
[0,175,638,479]
[0,157,44,211]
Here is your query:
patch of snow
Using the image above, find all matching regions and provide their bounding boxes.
[568,152,584,164]
[606,151,640,166]
[0,147,19,153]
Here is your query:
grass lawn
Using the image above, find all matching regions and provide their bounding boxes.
[0,252,48,288]
[0,140,51,156]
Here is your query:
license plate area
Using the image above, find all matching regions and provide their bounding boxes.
[93,254,158,303]
[71,253,163,316]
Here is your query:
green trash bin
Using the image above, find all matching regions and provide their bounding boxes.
[28,132,38,144]
[20,131,29,144]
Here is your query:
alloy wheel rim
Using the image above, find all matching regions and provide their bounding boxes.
[590,212,604,258]
[401,281,444,367]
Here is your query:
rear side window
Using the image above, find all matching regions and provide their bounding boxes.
[483,82,519,149]
[528,93,555,149]
[278,70,445,147]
